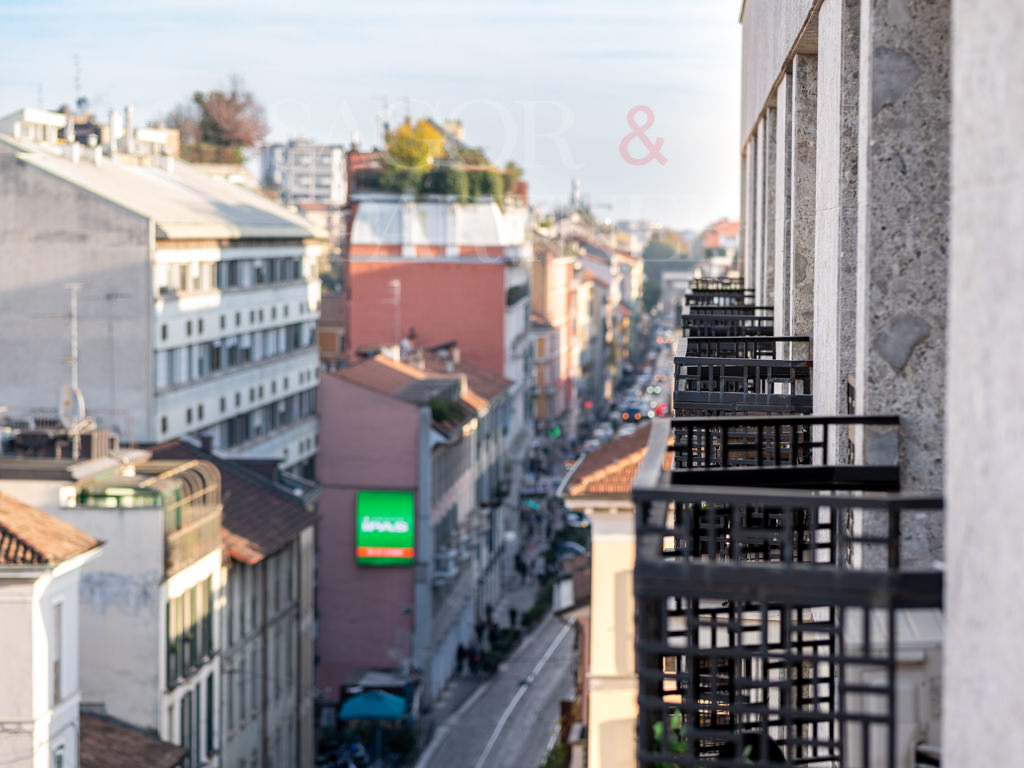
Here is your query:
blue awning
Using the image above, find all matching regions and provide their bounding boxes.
[338,690,408,721]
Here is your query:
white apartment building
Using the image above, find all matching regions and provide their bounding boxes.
[0,435,224,768]
[262,139,347,206]
[0,108,325,475]
[0,492,101,768]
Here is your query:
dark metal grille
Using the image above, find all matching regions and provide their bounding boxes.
[683,336,811,360]
[634,486,943,768]
[667,415,899,490]
[673,357,812,416]
[680,313,776,338]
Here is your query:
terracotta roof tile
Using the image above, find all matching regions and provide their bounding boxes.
[80,713,187,768]
[0,491,100,565]
[151,442,315,566]
[422,350,512,401]
[564,423,653,498]
[332,355,428,396]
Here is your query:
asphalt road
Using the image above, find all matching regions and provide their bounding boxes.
[416,613,575,768]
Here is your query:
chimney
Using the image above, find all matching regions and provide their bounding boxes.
[124,105,135,155]
[451,345,461,365]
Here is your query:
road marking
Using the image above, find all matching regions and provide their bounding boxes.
[471,621,572,768]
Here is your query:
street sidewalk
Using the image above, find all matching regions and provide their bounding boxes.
[414,578,544,765]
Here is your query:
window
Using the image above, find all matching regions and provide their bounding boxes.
[259,309,264,322]
[186,408,193,425]
[271,307,277,320]
[181,691,193,768]
[206,673,215,757]
[161,416,168,434]
[53,745,65,768]
[161,324,168,341]
[198,404,204,420]
[220,314,226,330]
[52,602,62,706]
[250,310,255,323]
[186,320,192,337]
[220,397,226,413]
[235,312,241,327]
[198,319,204,334]
[258,385,264,398]
[235,392,241,407]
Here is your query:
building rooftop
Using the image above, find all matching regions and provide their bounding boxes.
[0,133,325,241]
[422,345,512,401]
[563,424,653,498]
[332,355,487,437]
[80,712,187,768]
[150,441,315,565]
[0,490,100,566]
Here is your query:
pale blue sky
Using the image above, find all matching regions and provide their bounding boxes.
[0,0,742,230]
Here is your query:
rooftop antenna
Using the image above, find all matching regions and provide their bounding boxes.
[59,284,90,458]
[377,97,390,145]
[73,54,82,110]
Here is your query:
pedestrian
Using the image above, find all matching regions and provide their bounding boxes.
[488,621,499,646]
[468,645,479,675]
[472,647,483,676]
[515,552,527,584]
[485,603,494,622]
[509,607,518,628]
[457,643,466,674]
[475,619,485,643]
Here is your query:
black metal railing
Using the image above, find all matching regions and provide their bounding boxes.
[680,313,776,338]
[684,289,756,307]
[673,357,812,416]
[682,336,811,360]
[633,482,943,768]
[666,415,899,490]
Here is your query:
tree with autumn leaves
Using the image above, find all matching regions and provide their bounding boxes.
[166,76,268,164]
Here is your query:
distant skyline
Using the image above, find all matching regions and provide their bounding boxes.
[0,0,742,231]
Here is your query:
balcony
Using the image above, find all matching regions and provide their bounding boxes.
[632,276,944,767]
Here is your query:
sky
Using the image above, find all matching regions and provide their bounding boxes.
[0,0,742,231]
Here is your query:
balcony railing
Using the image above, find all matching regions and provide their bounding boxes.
[633,276,943,767]
[680,312,776,338]
[681,336,810,360]
[666,415,899,490]
[633,463,943,766]
[672,357,812,416]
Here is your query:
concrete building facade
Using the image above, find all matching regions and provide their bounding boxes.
[735,0,1024,763]
[316,354,510,708]
[0,109,324,475]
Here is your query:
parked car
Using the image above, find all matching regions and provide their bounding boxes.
[565,511,590,528]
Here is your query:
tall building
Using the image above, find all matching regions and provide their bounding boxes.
[262,139,347,207]
[261,139,348,253]
[316,352,511,708]
[0,108,325,475]
[630,2,1024,766]
[344,195,533,444]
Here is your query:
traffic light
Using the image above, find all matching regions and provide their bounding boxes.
[548,425,562,438]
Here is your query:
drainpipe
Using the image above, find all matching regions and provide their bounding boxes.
[262,562,269,768]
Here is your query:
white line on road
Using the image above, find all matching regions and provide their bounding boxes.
[471,621,572,768]
[413,681,493,768]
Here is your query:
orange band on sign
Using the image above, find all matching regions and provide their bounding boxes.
[356,546,414,559]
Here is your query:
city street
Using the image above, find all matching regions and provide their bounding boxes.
[415,614,575,768]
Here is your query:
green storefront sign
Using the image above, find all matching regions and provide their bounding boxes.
[355,490,415,566]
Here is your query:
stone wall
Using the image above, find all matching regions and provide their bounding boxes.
[945,0,1024,762]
